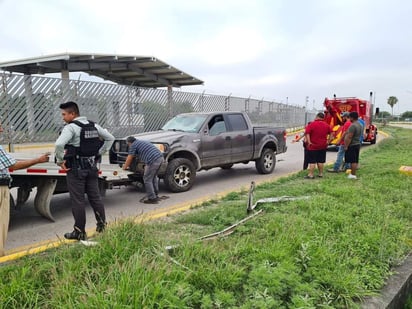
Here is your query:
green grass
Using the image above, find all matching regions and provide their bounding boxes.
[1,126,411,308]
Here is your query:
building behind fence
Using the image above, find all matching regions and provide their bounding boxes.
[0,72,317,145]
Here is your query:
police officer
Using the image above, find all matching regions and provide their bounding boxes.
[55,101,114,240]
[0,122,50,256]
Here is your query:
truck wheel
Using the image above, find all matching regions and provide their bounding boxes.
[164,158,196,192]
[255,148,276,174]
[371,136,376,144]
[17,186,31,205]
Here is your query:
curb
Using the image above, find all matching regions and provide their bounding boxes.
[361,254,412,308]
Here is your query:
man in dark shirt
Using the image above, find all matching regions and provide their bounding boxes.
[304,112,332,179]
[344,111,363,179]
[122,136,166,204]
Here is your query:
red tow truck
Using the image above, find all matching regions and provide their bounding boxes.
[323,92,378,145]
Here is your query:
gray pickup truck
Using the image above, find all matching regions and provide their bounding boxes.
[109,111,287,192]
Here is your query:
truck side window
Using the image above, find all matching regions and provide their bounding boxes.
[209,116,227,135]
[227,114,248,131]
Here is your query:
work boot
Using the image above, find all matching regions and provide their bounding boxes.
[64,227,86,240]
[96,221,107,233]
[142,198,159,204]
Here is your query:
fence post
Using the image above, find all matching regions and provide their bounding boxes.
[305,96,309,125]
[225,94,231,111]
[258,98,263,115]
[24,75,36,141]
[167,85,173,118]
[200,90,205,112]
[245,96,250,113]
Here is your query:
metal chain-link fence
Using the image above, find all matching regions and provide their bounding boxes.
[0,72,317,145]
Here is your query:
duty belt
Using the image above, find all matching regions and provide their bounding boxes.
[0,177,11,186]
[77,156,97,169]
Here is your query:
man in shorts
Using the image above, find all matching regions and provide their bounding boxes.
[344,111,363,179]
[304,112,332,179]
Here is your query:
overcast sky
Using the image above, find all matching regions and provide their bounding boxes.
[1,0,411,114]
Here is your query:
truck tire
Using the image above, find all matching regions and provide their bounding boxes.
[164,158,196,192]
[255,148,276,174]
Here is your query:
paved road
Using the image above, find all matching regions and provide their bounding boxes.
[387,123,412,129]
[5,135,381,253]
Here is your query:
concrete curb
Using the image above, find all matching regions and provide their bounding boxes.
[361,254,412,308]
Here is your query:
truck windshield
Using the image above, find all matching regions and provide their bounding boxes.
[162,114,207,133]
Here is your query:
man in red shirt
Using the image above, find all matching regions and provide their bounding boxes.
[304,112,332,179]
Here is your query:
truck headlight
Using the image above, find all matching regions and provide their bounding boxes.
[153,143,167,153]
[113,141,120,152]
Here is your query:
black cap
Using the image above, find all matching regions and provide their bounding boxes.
[349,111,359,120]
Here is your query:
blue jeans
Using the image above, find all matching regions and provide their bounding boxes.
[333,145,350,171]
[143,156,164,199]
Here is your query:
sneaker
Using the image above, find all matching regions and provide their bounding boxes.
[327,169,339,173]
[64,229,86,240]
[142,198,159,204]
[158,195,170,200]
[96,222,107,233]
[304,175,315,179]
[347,174,357,179]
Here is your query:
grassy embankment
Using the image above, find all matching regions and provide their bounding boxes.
[1,126,411,308]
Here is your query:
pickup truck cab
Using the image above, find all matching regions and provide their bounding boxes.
[110,111,287,192]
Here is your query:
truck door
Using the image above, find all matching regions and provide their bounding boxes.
[200,114,232,167]
[224,113,253,162]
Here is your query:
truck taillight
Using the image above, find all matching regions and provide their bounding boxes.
[283,131,287,140]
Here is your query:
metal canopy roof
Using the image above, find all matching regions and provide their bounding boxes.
[0,52,203,88]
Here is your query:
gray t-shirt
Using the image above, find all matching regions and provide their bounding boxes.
[347,121,362,146]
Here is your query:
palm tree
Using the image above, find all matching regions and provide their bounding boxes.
[387,96,398,116]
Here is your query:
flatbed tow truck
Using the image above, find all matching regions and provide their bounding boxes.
[8,159,133,221]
